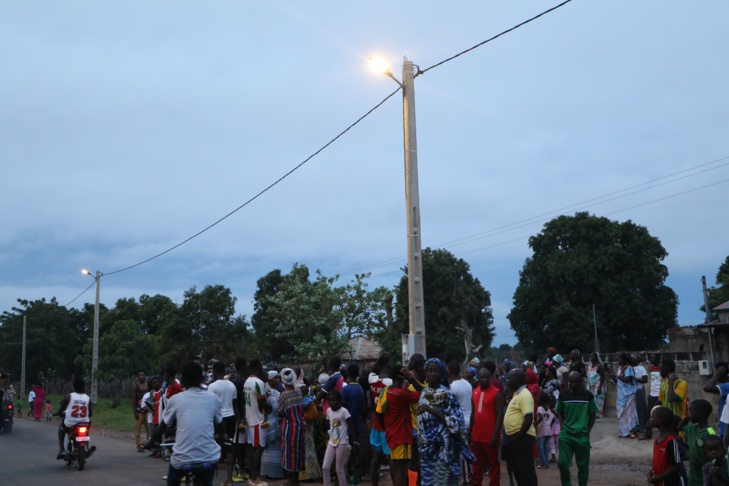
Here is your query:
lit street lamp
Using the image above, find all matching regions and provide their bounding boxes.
[82,269,101,404]
[370,56,427,357]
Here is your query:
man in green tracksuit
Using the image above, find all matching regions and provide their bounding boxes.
[556,371,598,486]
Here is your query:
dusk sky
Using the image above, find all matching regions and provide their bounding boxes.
[2,1,727,347]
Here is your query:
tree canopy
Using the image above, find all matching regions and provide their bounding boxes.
[508,212,678,353]
[395,248,495,364]
[255,263,393,364]
[705,255,729,319]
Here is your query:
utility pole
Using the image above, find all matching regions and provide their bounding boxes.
[592,304,600,353]
[91,270,100,404]
[702,276,716,367]
[402,57,426,357]
[21,315,26,400]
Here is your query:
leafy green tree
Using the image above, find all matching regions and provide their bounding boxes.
[252,269,296,361]
[395,248,495,364]
[508,212,678,353]
[705,256,729,319]
[173,285,250,367]
[264,264,392,363]
[80,319,160,379]
[0,298,88,384]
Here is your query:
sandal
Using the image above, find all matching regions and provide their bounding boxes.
[629,433,638,439]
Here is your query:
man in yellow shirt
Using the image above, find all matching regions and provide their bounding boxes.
[658,359,688,419]
[504,369,538,485]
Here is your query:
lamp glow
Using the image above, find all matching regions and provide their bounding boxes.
[368,56,391,75]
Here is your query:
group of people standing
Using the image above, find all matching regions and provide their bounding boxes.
[129,348,606,486]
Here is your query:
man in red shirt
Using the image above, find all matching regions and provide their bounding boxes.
[469,368,505,486]
[384,375,420,486]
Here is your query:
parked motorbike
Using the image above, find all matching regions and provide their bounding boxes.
[60,422,95,471]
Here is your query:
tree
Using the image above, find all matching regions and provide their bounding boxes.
[508,212,678,354]
[0,298,88,384]
[704,256,729,319]
[252,269,297,362]
[264,264,393,363]
[395,248,495,364]
[82,319,160,379]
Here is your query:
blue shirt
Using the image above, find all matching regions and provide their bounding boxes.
[341,383,365,435]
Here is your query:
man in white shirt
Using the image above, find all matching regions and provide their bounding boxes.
[208,362,238,486]
[56,379,94,459]
[161,362,223,486]
[244,359,269,486]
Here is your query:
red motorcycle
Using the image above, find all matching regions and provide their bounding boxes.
[60,422,95,471]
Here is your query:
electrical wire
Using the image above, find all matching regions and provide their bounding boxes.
[64,281,96,307]
[338,160,729,277]
[103,87,402,277]
[418,0,575,76]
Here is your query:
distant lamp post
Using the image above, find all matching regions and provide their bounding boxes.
[82,269,101,404]
[369,55,427,357]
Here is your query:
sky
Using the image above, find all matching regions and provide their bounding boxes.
[1,1,728,348]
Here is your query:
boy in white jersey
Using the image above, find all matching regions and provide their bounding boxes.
[57,379,94,459]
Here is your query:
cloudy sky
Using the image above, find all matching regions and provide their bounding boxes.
[2,1,727,347]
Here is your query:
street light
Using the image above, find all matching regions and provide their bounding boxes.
[82,269,101,404]
[370,56,427,357]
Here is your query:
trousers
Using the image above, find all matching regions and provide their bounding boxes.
[557,432,591,486]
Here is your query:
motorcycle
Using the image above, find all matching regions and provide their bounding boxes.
[60,422,95,471]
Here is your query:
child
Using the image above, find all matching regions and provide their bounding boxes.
[678,399,716,486]
[16,397,23,418]
[646,406,684,485]
[45,399,53,421]
[535,393,553,469]
[702,434,729,485]
[549,393,560,463]
[322,390,352,486]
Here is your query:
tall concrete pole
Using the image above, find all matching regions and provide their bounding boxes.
[91,270,101,404]
[402,58,426,357]
[21,315,26,400]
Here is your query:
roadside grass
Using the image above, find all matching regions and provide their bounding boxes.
[44,393,134,433]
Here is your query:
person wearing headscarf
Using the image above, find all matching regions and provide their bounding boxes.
[416,358,474,486]
[588,352,607,418]
[277,368,305,486]
[612,352,638,438]
[261,370,284,480]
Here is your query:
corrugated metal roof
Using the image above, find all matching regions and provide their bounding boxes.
[714,301,729,311]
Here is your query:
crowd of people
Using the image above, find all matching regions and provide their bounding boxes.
[126,349,628,486]
[7,345,729,486]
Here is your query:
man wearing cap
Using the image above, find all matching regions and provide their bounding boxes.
[244,359,269,486]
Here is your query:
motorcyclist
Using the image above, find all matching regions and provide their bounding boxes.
[57,379,96,459]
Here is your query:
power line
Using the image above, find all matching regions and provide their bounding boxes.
[65,1,580,285]
[64,281,96,307]
[419,0,575,76]
[103,87,402,277]
[339,159,729,278]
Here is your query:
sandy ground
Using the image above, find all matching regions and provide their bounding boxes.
[89,414,655,485]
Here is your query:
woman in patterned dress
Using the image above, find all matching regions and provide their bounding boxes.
[416,358,475,486]
[278,368,305,486]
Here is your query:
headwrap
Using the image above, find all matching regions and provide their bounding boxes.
[467,366,478,378]
[317,373,330,385]
[552,354,564,365]
[469,357,480,366]
[267,370,278,380]
[425,357,450,388]
[547,347,557,354]
[280,368,296,387]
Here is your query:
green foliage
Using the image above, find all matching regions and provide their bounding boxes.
[704,256,729,319]
[261,264,393,363]
[159,285,251,368]
[76,319,160,379]
[395,248,495,364]
[508,212,678,354]
[0,298,87,385]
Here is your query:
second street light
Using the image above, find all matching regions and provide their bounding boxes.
[371,56,427,357]
[82,269,101,404]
